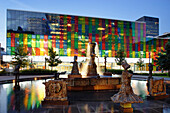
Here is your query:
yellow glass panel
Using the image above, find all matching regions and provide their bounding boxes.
[32,48,36,56]
[67,48,71,56]
[23,34,27,39]
[32,39,36,48]
[40,39,44,48]
[15,33,19,38]
[108,50,112,57]
[40,48,44,56]
[7,32,11,37]
[132,51,135,58]
[23,38,27,45]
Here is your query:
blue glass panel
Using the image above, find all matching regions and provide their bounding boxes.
[7,38,11,47]
[40,35,44,39]
[6,46,11,55]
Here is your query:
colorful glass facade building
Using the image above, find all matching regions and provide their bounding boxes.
[6,9,170,71]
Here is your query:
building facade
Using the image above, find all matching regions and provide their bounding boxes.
[5,9,169,72]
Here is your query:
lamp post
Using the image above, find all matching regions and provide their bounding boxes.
[104,56,107,73]
[45,57,47,69]
[147,52,153,94]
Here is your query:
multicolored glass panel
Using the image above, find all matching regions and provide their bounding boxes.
[6,14,168,59]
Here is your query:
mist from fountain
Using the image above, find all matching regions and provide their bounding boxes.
[80,42,103,77]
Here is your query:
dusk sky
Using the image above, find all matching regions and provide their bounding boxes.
[0,0,170,49]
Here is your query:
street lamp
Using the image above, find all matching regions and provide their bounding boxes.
[45,57,47,69]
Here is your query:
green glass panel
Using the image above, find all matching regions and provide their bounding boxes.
[59,48,62,56]
[19,33,23,47]
[143,52,146,58]
[11,47,15,55]
[64,15,67,24]
[48,39,52,48]
[138,52,141,58]
[115,44,118,51]
[27,38,32,47]
[102,50,105,57]
[28,34,32,39]
[129,51,132,58]
[109,41,112,50]
[36,35,40,40]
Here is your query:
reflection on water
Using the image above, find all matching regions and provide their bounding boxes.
[0,79,151,113]
[131,80,149,99]
[0,80,46,113]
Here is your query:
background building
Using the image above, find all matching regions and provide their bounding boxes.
[5,9,170,72]
[136,16,159,37]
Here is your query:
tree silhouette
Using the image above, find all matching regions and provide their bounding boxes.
[46,47,62,71]
[115,48,126,69]
[155,42,170,76]
[11,46,29,69]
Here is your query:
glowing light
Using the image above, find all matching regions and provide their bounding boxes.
[97,27,105,30]
[67,24,71,27]
[34,78,37,80]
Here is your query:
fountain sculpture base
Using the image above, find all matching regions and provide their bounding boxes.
[68,74,82,78]
[120,103,133,113]
[66,77,121,91]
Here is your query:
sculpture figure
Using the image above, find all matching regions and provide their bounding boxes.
[87,43,99,77]
[71,56,81,75]
[111,60,143,103]
[68,56,82,78]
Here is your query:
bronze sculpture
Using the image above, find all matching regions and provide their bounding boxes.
[87,43,99,77]
[111,60,143,112]
[68,56,82,78]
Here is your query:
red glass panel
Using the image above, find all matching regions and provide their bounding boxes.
[36,48,40,56]
[89,33,92,43]
[85,17,88,25]
[44,35,48,41]
[11,33,15,47]
[138,42,140,51]
[95,34,99,44]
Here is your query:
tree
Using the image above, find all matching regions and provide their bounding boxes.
[136,56,144,71]
[11,46,29,70]
[46,47,62,70]
[156,42,170,76]
[115,48,126,69]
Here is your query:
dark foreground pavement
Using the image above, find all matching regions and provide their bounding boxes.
[1,74,170,113]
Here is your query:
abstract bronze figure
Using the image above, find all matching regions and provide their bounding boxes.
[87,43,99,77]
[68,56,82,78]
[111,60,143,112]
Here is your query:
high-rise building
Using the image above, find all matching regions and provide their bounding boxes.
[136,16,159,37]
[5,9,169,72]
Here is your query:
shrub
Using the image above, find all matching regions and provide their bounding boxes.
[107,69,133,74]
[20,69,57,75]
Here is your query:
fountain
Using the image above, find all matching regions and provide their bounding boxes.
[80,42,103,77]
[86,43,99,77]
[65,42,121,91]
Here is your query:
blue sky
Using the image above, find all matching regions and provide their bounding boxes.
[0,0,170,49]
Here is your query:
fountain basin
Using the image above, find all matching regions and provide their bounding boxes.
[65,77,121,91]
